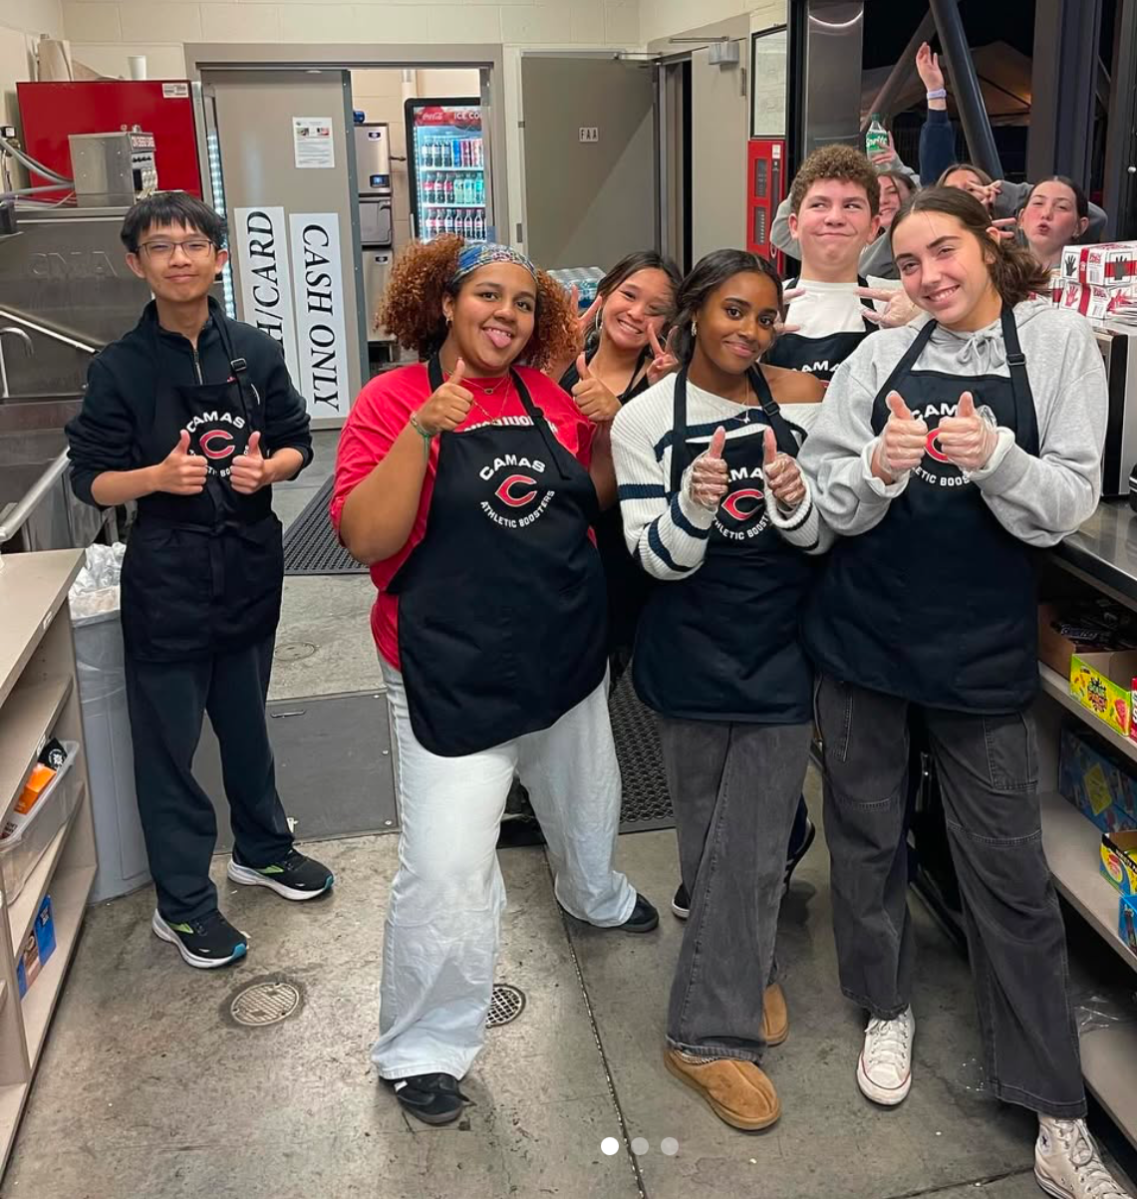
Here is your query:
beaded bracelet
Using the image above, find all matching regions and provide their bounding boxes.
[408,410,435,459]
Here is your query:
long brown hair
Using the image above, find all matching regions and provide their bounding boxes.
[889,187,1050,308]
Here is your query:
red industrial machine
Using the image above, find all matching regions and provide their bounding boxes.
[747,138,786,271]
[16,80,203,199]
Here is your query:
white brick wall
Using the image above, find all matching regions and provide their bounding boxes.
[1,0,63,130]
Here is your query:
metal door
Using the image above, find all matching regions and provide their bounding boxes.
[202,68,366,429]
[519,55,656,269]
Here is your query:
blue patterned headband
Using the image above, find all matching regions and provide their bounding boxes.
[452,242,536,285]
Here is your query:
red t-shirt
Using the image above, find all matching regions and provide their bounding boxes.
[331,362,595,669]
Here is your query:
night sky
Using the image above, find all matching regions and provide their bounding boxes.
[861,1,1036,70]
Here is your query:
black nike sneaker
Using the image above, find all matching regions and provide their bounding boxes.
[152,909,248,969]
[388,1073,469,1126]
[228,848,334,901]
[621,892,660,933]
[671,883,691,920]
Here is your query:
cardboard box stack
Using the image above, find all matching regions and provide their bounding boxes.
[1057,241,1137,322]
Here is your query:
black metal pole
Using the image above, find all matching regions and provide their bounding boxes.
[927,0,1003,180]
[860,11,936,134]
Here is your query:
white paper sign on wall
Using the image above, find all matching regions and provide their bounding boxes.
[289,212,350,418]
[232,206,301,386]
[292,117,335,169]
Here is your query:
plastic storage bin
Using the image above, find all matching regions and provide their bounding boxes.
[0,741,80,902]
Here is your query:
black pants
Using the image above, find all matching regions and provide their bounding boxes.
[124,637,293,922]
[816,675,1085,1117]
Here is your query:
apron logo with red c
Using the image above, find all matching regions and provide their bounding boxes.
[199,429,236,460]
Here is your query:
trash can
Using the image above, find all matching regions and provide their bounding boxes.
[70,546,151,904]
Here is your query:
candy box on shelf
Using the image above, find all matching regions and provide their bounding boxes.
[1038,601,1137,677]
[1061,241,1137,287]
[1101,830,1137,895]
[1070,651,1137,736]
[1058,725,1137,834]
[15,894,56,999]
[1120,895,1137,959]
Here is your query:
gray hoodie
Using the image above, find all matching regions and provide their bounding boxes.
[797,299,1107,547]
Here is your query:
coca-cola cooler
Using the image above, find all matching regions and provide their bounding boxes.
[405,97,492,244]
[17,80,203,200]
[747,138,786,270]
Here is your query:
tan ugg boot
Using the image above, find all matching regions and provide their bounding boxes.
[664,1049,782,1130]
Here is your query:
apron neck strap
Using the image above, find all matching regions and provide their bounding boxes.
[747,366,799,456]
[999,305,1039,455]
[877,319,936,400]
[427,353,570,479]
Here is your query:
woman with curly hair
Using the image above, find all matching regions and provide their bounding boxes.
[331,237,657,1127]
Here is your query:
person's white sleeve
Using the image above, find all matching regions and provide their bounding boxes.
[796,359,908,536]
[611,401,714,581]
[968,326,1105,546]
[771,194,800,261]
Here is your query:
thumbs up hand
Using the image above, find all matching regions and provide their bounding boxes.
[762,426,807,510]
[571,353,621,423]
[872,390,929,483]
[936,390,999,473]
[231,430,272,495]
[153,428,208,496]
[687,425,730,511]
[416,357,475,435]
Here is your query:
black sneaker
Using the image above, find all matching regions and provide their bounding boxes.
[152,909,248,969]
[671,883,690,920]
[227,848,334,901]
[389,1073,468,1126]
[784,817,816,894]
[621,892,659,933]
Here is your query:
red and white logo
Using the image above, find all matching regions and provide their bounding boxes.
[494,474,538,508]
[721,487,765,522]
[924,427,950,464]
[199,429,236,460]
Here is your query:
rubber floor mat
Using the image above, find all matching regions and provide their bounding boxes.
[283,477,368,575]
[610,669,674,833]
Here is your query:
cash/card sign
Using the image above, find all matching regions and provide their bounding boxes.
[233,206,301,385]
[289,212,350,418]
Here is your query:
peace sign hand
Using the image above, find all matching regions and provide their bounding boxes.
[857,287,922,329]
[646,326,680,386]
[571,354,621,423]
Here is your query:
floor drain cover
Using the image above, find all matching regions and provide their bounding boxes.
[487,983,525,1028]
[275,642,318,662]
[230,980,302,1027]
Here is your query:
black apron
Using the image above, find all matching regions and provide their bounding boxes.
[560,346,654,659]
[632,367,816,724]
[804,307,1041,713]
[121,318,284,662]
[387,356,608,757]
[765,275,876,382]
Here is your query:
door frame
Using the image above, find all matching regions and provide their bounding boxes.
[184,43,509,251]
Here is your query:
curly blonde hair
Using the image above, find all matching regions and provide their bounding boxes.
[378,236,578,372]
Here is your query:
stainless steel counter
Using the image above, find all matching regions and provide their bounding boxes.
[1054,500,1137,605]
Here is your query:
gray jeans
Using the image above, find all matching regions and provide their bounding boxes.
[816,675,1086,1118]
[657,717,812,1063]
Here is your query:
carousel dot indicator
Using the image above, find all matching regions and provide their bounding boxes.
[631,1137,649,1155]
[661,1137,679,1156]
[600,1137,619,1156]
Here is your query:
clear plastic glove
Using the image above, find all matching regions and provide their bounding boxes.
[776,286,805,337]
[936,391,999,473]
[688,426,729,511]
[763,427,806,509]
[872,391,928,482]
[857,286,922,329]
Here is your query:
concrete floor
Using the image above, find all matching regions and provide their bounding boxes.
[6,430,1134,1198]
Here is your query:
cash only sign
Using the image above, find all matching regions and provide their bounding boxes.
[232,207,352,419]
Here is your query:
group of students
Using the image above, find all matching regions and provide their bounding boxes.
[63,123,1128,1199]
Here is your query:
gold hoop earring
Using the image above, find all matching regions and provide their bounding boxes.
[594,306,603,334]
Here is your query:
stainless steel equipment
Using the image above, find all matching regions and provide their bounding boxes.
[797,0,866,155]
[69,129,158,207]
[1096,325,1137,497]
[355,123,391,193]
[361,248,393,338]
[355,122,394,345]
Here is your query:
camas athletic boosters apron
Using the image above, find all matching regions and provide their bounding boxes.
[633,367,816,724]
[764,276,877,382]
[386,355,608,757]
[804,307,1041,713]
[121,317,284,663]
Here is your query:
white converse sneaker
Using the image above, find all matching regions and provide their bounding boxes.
[1035,1117,1132,1199]
[856,1006,915,1106]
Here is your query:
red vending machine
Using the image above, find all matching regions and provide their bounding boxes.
[17,80,203,200]
[747,138,786,271]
